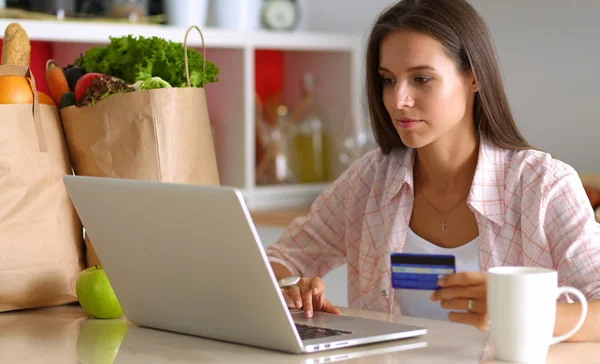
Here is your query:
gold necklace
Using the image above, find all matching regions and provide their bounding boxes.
[415,174,470,232]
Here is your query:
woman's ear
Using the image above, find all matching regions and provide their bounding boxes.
[469,70,479,93]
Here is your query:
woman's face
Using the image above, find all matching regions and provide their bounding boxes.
[378,31,476,149]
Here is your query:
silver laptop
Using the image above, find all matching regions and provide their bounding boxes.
[63,175,427,354]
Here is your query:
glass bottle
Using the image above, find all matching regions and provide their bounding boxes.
[291,73,329,183]
[256,105,297,185]
[273,105,297,184]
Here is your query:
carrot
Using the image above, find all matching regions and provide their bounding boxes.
[45,59,70,104]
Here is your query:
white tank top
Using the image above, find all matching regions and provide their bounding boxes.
[394,228,480,322]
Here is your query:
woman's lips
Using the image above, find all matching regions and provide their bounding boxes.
[395,117,422,129]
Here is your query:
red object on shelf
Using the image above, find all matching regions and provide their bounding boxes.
[0,39,52,95]
[255,49,283,104]
[254,49,284,168]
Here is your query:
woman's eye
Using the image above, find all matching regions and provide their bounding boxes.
[381,77,395,86]
[414,76,432,84]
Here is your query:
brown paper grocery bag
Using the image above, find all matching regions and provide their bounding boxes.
[60,87,220,184]
[59,26,220,267]
[0,65,85,312]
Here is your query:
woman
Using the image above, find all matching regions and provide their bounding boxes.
[266,0,600,341]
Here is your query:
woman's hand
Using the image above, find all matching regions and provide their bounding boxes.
[282,277,341,318]
[429,272,488,330]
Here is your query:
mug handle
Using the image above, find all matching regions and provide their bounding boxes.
[550,287,588,345]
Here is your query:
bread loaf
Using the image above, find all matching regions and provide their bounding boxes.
[1,23,31,66]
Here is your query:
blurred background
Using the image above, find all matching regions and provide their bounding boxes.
[1,0,599,307]
[4,0,592,171]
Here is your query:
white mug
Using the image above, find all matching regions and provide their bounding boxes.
[166,0,209,27]
[208,0,262,31]
[487,267,588,363]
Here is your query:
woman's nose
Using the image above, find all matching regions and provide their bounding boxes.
[392,84,414,109]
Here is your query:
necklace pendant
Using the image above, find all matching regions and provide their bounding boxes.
[441,216,447,231]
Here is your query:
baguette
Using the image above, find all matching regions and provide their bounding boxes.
[2,23,31,66]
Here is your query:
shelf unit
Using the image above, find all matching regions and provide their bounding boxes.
[0,19,366,211]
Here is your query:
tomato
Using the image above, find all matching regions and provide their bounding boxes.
[74,73,104,101]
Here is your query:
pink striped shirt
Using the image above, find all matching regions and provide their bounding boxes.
[266,137,600,314]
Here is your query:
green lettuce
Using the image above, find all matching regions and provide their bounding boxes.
[75,35,219,88]
[140,77,172,90]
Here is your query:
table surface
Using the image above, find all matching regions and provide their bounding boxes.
[1,304,599,364]
[250,206,311,227]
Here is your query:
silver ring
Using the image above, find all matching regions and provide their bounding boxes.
[468,299,473,311]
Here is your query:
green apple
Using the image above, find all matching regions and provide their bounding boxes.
[76,265,123,319]
[76,318,129,364]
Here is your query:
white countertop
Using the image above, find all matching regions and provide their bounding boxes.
[1,304,598,363]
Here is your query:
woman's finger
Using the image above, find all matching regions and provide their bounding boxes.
[309,277,326,296]
[282,285,301,308]
[440,298,486,314]
[300,281,314,318]
[430,285,485,301]
[321,298,342,315]
[438,272,487,287]
[309,278,326,309]
[284,284,303,309]
[282,289,295,308]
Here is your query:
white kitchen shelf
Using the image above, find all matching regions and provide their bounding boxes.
[0,19,366,211]
[0,19,360,51]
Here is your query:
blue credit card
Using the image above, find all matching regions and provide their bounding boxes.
[391,253,456,290]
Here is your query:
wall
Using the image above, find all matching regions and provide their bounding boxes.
[299,0,600,173]
[297,0,396,34]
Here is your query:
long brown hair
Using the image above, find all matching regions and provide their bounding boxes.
[366,0,531,154]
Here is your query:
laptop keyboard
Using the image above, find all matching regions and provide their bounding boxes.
[295,323,352,340]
